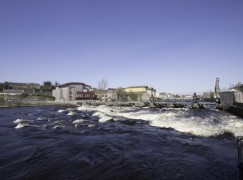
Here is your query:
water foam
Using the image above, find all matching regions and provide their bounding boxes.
[72,119,85,124]
[67,111,77,116]
[92,111,113,122]
[72,119,95,128]
[99,115,113,123]
[58,109,66,113]
[77,105,243,137]
[14,119,41,129]
[15,123,29,129]
[37,117,46,121]
[14,119,25,124]
[150,116,220,137]
[14,119,32,124]
[53,125,65,129]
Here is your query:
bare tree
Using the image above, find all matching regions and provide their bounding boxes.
[98,78,108,90]
[97,79,108,101]
[55,81,60,87]
[43,81,52,87]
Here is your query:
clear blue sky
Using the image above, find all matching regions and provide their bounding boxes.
[1,0,243,94]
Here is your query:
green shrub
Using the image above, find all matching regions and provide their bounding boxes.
[19,93,29,99]
[33,94,55,100]
[128,94,139,101]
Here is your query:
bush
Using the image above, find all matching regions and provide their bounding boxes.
[19,93,29,99]
[33,94,55,101]
[128,94,139,101]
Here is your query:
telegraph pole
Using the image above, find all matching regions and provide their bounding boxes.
[215,78,220,103]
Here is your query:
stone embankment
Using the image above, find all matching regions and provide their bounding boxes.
[216,102,243,118]
[0,100,74,108]
[0,95,206,109]
[77,100,206,109]
[228,105,243,117]
[0,95,74,108]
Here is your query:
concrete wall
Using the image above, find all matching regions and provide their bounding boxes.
[52,87,62,100]
[62,87,69,101]
[228,105,243,118]
[220,91,243,108]
[220,91,235,108]
[52,89,56,98]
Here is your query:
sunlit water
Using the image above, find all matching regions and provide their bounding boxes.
[0,105,242,179]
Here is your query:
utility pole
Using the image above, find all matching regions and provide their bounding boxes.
[215,77,220,99]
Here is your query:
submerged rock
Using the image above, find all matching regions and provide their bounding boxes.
[191,103,205,109]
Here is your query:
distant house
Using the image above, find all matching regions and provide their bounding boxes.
[105,88,117,102]
[28,83,41,90]
[1,82,41,94]
[52,82,96,101]
[202,92,215,99]
[147,87,156,98]
[8,82,40,90]
[159,92,173,99]
[181,95,193,100]
[124,86,155,102]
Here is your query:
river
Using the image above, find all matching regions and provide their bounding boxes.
[0,105,242,179]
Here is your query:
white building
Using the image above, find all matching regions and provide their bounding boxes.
[159,92,173,99]
[52,82,93,101]
[106,88,117,102]
[147,87,156,97]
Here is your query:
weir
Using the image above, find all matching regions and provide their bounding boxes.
[76,100,215,109]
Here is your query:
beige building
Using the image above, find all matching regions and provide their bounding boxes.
[125,86,148,93]
[124,86,155,102]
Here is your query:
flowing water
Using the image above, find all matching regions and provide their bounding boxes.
[0,105,242,179]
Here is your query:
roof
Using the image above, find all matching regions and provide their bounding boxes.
[229,89,238,92]
[229,84,243,92]
[8,82,28,86]
[59,82,91,88]
[107,88,116,90]
[7,82,40,86]
[147,87,155,90]
[126,86,148,89]
[76,91,95,94]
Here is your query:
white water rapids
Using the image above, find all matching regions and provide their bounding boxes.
[77,105,243,137]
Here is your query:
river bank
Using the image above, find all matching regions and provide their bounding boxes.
[2,97,243,120]
[0,98,212,110]
[0,93,76,108]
